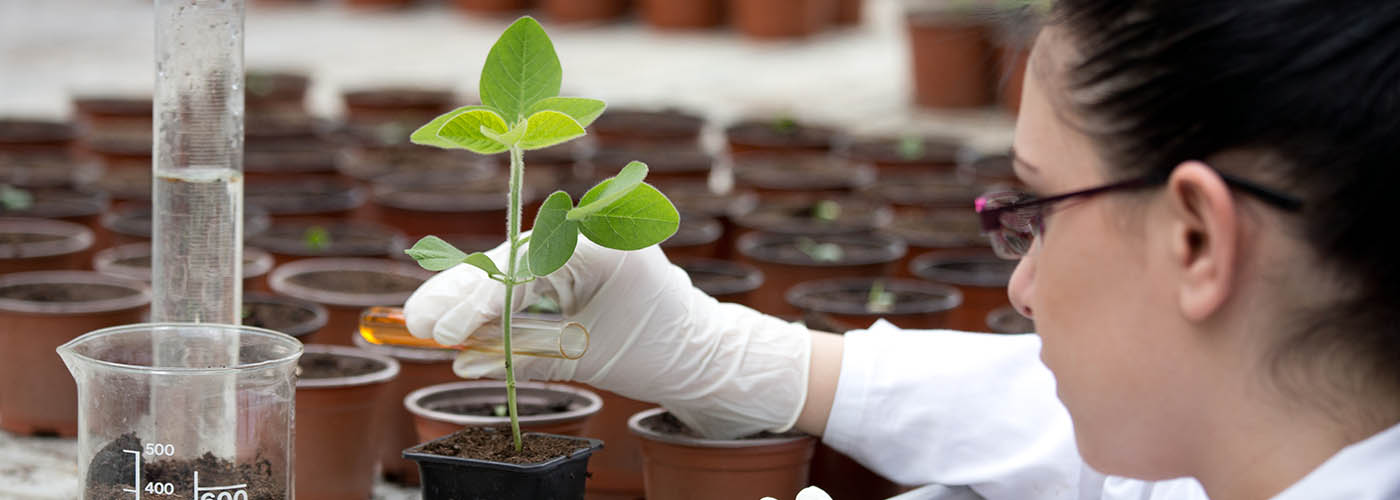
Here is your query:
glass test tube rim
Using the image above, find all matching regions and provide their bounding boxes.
[58,322,304,376]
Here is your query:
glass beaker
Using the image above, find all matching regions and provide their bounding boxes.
[58,323,302,500]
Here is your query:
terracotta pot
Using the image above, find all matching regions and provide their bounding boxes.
[732,152,875,198]
[248,218,408,266]
[450,0,532,14]
[590,107,706,148]
[245,69,311,116]
[246,177,369,222]
[351,333,459,485]
[736,232,905,317]
[341,87,456,130]
[906,11,995,109]
[653,180,758,260]
[93,161,152,211]
[99,204,271,247]
[731,194,893,243]
[990,12,1040,115]
[542,0,630,23]
[243,290,329,339]
[295,345,401,500]
[365,169,547,239]
[834,0,861,25]
[268,258,431,345]
[986,304,1034,334]
[0,187,108,248]
[725,119,837,155]
[335,146,489,184]
[244,137,341,183]
[0,151,102,190]
[660,213,722,260]
[247,112,326,144]
[70,95,152,143]
[727,0,836,39]
[909,251,1016,332]
[786,277,961,331]
[860,171,987,213]
[675,257,764,308]
[629,407,816,500]
[0,217,95,275]
[835,135,964,175]
[91,242,275,292]
[879,207,990,278]
[404,380,604,442]
[640,0,723,29]
[0,271,150,436]
[0,118,75,154]
[591,145,714,183]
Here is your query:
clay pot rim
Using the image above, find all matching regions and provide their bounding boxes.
[0,270,151,315]
[732,195,894,235]
[404,380,604,428]
[986,305,1034,334]
[342,87,457,110]
[724,120,837,150]
[92,243,275,282]
[590,108,706,139]
[404,429,603,471]
[834,135,967,167]
[785,278,963,317]
[244,290,330,339]
[268,257,431,308]
[737,231,907,267]
[909,251,1015,288]
[0,217,95,258]
[59,322,303,375]
[370,169,533,213]
[674,258,765,297]
[628,407,813,448]
[297,344,402,389]
[352,330,458,362]
[99,205,271,241]
[249,220,407,258]
[0,187,109,219]
[654,180,761,219]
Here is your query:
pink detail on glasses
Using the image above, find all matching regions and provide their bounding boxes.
[974,197,988,213]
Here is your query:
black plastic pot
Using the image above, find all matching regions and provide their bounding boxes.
[405,430,604,500]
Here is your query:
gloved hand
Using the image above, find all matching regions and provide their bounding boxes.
[403,234,812,439]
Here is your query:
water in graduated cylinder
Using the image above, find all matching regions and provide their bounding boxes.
[151,168,243,324]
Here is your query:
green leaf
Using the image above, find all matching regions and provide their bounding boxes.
[428,108,511,154]
[577,183,680,251]
[527,97,607,128]
[410,105,494,149]
[463,252,507,281]
[518,110,586,151]
[568,161,648,221]
[479,16,562,123]
[527,191,580,276]
[404,236,470,271]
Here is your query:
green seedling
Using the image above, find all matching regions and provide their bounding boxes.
[0,184,33,211]
[897,135,926,161]
[303,226,331,252]
[866,280,896,313]
[403,17,680,452]
[811,199,842,222]
[772,115,798,134]
[796,237,844,263]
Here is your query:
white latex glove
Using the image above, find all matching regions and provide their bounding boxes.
[403,233,812,439]
[762,486,835,500]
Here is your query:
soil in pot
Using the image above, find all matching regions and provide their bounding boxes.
[0,217,95,274]
[249,219,407,265]
[341,87,457,133]
[0,271,150,437]
[0,187,108,245]
[732,152,875,197]
[0,118,75,154]
[295,346,400,500]
[245,69,310,114]
[639,0,723,29]
[245,177,367,221]
[244,137,340,183]
[731,195,893,241]
[785,278,962,331]
[630,408,815,500]
[243,291,327,340]
[906,10,995,109]
[727,0,836,39]
[84,433,283,499]
[660,213,722,260]
[92,243,275,289]
[419,426,593,465]
[589,107,705,147]
[405,428,603,500]
[336,146,491,183]
[836,135,963,174]
[725,118,837,155]
[910,251,1016,332]
[269,258,429,345]
[736,232,905,317]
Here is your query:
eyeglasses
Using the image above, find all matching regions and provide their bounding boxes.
[974,156,1305,259]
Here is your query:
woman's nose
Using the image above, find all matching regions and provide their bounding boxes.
[1007,253,1035,319]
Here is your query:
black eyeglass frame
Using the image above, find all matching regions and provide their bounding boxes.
[974,157,1305,258]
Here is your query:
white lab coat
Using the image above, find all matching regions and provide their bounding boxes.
[823,320,1400,500]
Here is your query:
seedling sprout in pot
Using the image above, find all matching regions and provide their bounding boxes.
[400,16,680,485]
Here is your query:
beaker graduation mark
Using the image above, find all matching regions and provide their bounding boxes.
[121,449,141,499]
[194,471,249,500]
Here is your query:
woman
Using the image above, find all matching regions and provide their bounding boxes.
[403,1,1400,498]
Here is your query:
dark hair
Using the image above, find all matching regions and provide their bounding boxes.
[1051,1,1400,404]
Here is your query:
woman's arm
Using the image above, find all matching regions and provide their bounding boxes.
[796,330,844,436]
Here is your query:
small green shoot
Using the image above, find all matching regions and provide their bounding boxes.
[811,199,842,222]
[796,237,844,263]
[402,16,679,453]
[303,226,331,252]
[897,136,926,161]
[866,280,896,313]
[0,185,33,211]
[772,116,798,134]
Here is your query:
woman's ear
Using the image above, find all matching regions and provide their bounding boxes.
[1165,161,1239,321]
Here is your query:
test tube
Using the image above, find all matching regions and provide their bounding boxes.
[358,306,590,360]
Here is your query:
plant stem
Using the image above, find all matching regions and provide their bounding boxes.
[503,145,525,452]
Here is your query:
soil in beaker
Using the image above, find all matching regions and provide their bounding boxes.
[85,433,284,499]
